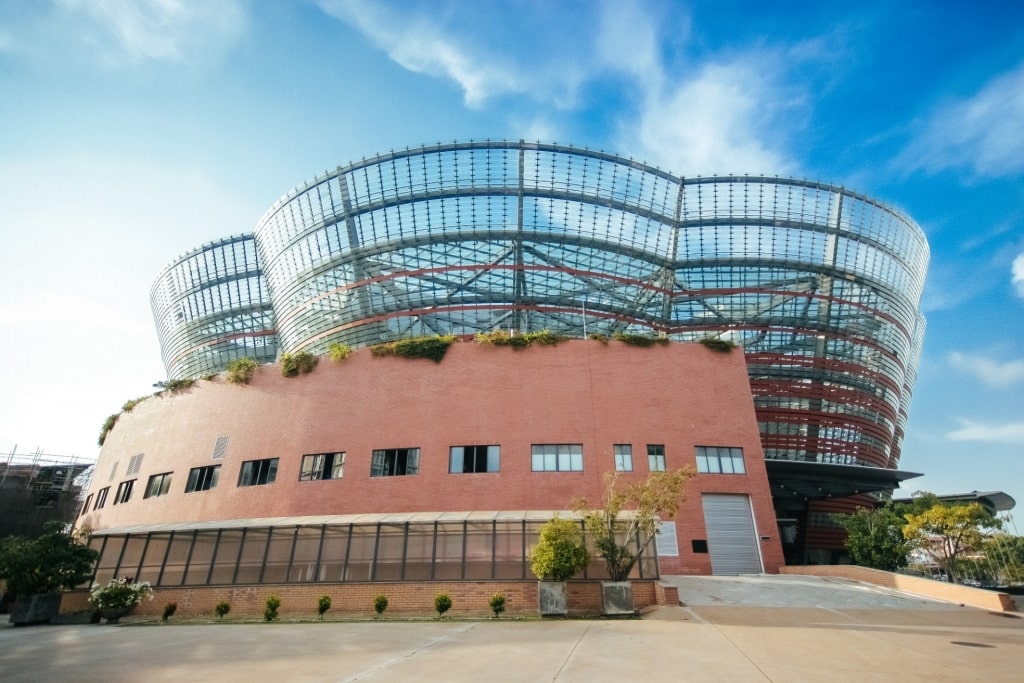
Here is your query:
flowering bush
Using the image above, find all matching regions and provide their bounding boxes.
[89,577,153,610]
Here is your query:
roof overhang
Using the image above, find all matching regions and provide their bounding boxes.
[766,459,922,502]
[892,490,1016,514]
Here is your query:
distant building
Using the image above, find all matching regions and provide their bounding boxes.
[1,450,91,538]
[82,141,928,583]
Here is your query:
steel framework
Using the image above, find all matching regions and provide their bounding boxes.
[153,141,928,471]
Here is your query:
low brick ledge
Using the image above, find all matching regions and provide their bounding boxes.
[780,565,1018,612]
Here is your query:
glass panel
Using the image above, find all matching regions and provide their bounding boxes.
[319,526,350,582]
[262,528,293,583]
[374,524,406,580]
[160,533,193,586]
[183,531,218,585]
[449,447,463,473]
[494,523,525,579]
[118,536,147,579]
[137,534,171,584]
[209,530,243,584]
[404,524,434,580]
[345,526,376,581]
[487,445,500,472]
[434,522,464,580]
[464,521,493,580]
[94,536,126,584]
[235,529,270,584]
[288,527,324,582]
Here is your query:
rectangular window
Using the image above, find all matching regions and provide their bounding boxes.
[185,465,221,492]
[94,487,109,510]
[371,448,420,477]
[614,444,633,472]
[238,458,279,486]
[113,480,135,505]
[80,494,93,516]
[696,446,746,474]
[531,444,583,472]
[648,444,666,472]
[300,452,346,480]
[449,445,499,473]
[144,472,173,498]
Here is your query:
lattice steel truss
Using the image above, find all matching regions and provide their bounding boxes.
[153,141,929,471]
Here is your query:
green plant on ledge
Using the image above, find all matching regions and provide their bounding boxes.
[612,332,669,347]
[373,593,388,619]
[264,594,281,622]
[98,413,119,446]
[121,395,150,413]
[281,350,318,377]
[226,357,259,384]
[317,594,332,620]
[214,601,231,620]
[163,378,196,392]
[588,333,609,344]
[489,592,506,618]
[434,592,453,619]
[370,334,457,363]
[328,342,352,361]
[474,329,570,349]
[699,337,736,352]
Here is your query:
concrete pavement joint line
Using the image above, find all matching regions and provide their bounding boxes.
[707,621,774,682]
[552,622,591,681]
[339,622,478,682]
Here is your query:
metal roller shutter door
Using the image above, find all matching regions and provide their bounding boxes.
[701,494,763,575]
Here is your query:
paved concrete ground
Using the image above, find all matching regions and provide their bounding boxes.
[2,576,1022,682]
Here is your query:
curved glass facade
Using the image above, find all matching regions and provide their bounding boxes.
[154,141,928,471]
[151,234,278,380]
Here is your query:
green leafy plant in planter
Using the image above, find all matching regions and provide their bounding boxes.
[433,592,452,619]
[328,342,352,361]
[226,357,259,384]
[0,521,100,624]
[281,351,318,377]
[264,594,281,622]
[162,602,177,622]
[89,577,154,623]
[370,334,457,363]
[475,329,569,349]
[488,592,506,618]
[373,593,388,619]
[317,595,332,621]
[699,337,736,352]
[530,518,588,582]
[612,332,669,347]
[214,601,231,620]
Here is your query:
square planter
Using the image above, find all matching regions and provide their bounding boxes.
[600,581,635,616]
[9,592,63,626]
[538,581,568,616]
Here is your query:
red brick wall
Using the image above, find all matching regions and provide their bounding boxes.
[83,340,784,575]
[60,579,672,619]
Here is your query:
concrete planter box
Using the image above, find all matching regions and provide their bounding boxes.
[9,592,63,626]
[538,581,568,616]
[600,581,635,616]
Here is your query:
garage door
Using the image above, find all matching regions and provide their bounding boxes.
[701,494,762,575]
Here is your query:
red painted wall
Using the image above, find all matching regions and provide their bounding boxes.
[83,340,784,574]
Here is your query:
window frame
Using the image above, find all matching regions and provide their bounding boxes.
[144,472,173,499]
[113,479,135,505]
[299,452,346,481]
[613,444,633,472]
[531,444,583,472]
[647,444,666,472]
[371,448,420,477]
[449,445,499,474]
[185,465,221,493]
[238,458,279,487]
[695,446,746,474]
[94,487,109,510]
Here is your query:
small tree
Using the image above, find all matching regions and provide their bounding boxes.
[226,357,259,385]
[488,592,506,618]
[214,601,231,620]
[328,342,352,361]
[573,469,694,581]
[834,504,911,572]
[264,594,281,621]
[434,592,452,618]
[530,518,588,581]
[0,522,98,595]
[373,593,388,619]
[904,502,1002,584]
[317,595,332,620]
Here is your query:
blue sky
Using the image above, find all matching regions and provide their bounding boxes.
[1,0,1022,514]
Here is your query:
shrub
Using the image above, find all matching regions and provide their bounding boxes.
[370,335,456,363]
[281,351,318,377]
[475,329,569,349]
[162,602,177,622]
[612,332,669,347]
[98,413,119,446]
[699,337,735,352]
[373,593,388,619]
[434,592,452,619]
[489,592,506,618]
[214,601,231,620]
[317,595,332,620]
[530,518,588,581]
[89,577,153,611]
[226,357,259,384]
[163,378,196,392]
[328,342,352,361]
[121,396,149,413]
[588,333,609,344]
[264,594,281,622]
[0,521,99,594]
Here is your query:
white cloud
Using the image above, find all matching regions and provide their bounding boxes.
[900,61,1024,178]
[947,419,1024,444]
[57,0,245,65]
[948,351,1024,388]
[1013,253,1024,298]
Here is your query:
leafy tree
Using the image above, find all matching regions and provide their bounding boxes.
[982,534,1024,585]
[530,518,588,581]
[903,502,1002,584]
[573,469,694,581]
[834,504,912,572]
[0,522,98,595]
